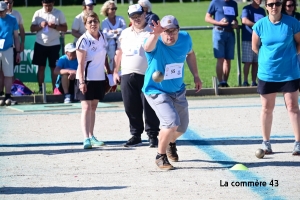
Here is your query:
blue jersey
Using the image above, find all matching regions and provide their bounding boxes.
[0,14,19,51]
[142,31,192,95]
[241,4,266,41]
[207,0,238,30]
[57,55,78,70]
[253,15,300,82]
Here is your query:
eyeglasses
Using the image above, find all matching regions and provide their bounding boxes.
[130,14,142,20]
[5,1,13,4]
[108,7,117,11]
[266,2,282,7]
[163,29,179,35]
[286,4,295,7]
[87,19,99,24]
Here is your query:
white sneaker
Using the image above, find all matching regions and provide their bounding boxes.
[64,94,71,103]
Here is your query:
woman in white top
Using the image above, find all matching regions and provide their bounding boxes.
[75,11,109,149]
[100,0,126,72]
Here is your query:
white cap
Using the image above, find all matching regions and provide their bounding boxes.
[128,4,144,17]
[64,43,76,53]
[0,1,7,11]
[83,0,95,6]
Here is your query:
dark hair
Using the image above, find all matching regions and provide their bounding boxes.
[83,10,100,24]
[281,0,297,14]
[42,0,54,3]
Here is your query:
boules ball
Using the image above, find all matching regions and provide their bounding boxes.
[0,100,4,106]
[152,71,164,83]
[255,148,265,159]
[5,99,11,106]
[222,18,228,23]
[231,20,237,25]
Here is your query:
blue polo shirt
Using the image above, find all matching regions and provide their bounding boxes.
[57,55,78,70]
[253,15,300,82]
[207,0,238,30]
[0,14,19,51]
[142,31,192,95]
[241,4,266,41]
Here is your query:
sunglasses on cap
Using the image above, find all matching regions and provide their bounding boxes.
[286,4,295,7]
[266,2,282,7]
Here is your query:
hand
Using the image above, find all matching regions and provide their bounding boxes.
[15,53,21,64]
[113,72,120,85]
[48,22,56,29]
[40,21,48,28]
[79,83,87,94]
[219,18,229,26]
[194,76,202,93]
[149,20,166,36]
[231,20,239,29]
[68,72,76,80]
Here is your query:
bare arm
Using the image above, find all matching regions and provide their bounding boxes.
[242,17,255,27]
[294,32,300,54]
[143,20,164,52]
[48,22,67,32]
[54,66,76,76]
[204,13,228,26]
[113,48,122,84]
[13,30,21,63]
[252,31,261,54]
[186,50,202,93]
[71,29,82,39]
[19,23,25,52]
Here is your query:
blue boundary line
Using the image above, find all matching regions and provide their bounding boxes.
[183,128,285,200]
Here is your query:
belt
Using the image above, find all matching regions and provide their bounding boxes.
[215,27,233,32]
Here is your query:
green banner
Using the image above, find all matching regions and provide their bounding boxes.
[14,34,63,83]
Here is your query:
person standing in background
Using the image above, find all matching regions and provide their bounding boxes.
[0,1,20,104]
[0,0,25,97]
[113,4,160,148]
[205,0,238,87]
[72,0,95,43]
[138,0,159,26]
[30,0,67,94]
[241,0,266,87]
[281,0,300,20]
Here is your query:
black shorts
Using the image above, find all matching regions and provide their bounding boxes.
[75,80,106,101]
[257,78,300,95]
[32,42,61,68]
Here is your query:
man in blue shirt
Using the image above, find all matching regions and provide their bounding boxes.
[143,15,202,170]
[54,43,78,103]
[0,1,20,105]
[241,0,266,86]
[205,0,238,87]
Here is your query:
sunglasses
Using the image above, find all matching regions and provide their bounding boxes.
[164,29,179,35]
[266,2,282,7]
[87,19,99,24]
[5,1,13,4]
[109,7,117,11]
[286,4,295,7]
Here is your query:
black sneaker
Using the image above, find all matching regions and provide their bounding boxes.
[124,135,142,147]
[149,136,158,148]
[155,154,174,170]
[0,91,4,96]
[166,142,179,162]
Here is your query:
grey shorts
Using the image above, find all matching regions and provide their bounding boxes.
[144,89,189,133]
[242,41,258,63]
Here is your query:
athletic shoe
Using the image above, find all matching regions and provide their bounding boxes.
[292,142,300,155]
[166,142,179,162]
[83,138,92,149]
[262,141,273,154]
[149,136,158,148]
[124,135,142,147]
[243,82,250,86]
[64,94,71,104]
[90,135,105,146]
[0,91,4,96]
[251,82,258,87]
[155,154,174,170]
[223,82,230,87]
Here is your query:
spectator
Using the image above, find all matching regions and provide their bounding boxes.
[0,0,25,97]
[281,0,300,20]
[205,0,238,87]
[252,0,300,155]
[101,0,126,73]
[113,4,160,148]
[143,15,202,170]
[30,0,68,94]
[72,0,95,43]
[0,1,20,104]
[75,11,109,149]
[138,0,159,26]
[54,43,78,103]
[241,0,266,86]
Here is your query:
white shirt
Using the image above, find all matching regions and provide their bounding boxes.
[101,16,126,46]
[76,31,107,81]
[7,10,23,25]
[71,12,86,43]
[31,7,66,46]
[118,26,151,75]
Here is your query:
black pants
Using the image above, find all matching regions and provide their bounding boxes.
[121,73,160,137]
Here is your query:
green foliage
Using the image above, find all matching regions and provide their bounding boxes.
[15,2,250,93]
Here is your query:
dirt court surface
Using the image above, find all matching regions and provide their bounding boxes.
[0,95,299,200]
